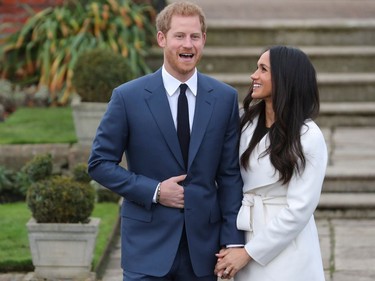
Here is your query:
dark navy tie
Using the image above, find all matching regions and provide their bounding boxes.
[177,84,189,170]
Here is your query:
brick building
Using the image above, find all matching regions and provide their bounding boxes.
[0,0,63,37]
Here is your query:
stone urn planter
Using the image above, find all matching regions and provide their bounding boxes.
[71,48,132,146]
[25,154,99,280]
[71,100,107,146]
[26,217,100,280]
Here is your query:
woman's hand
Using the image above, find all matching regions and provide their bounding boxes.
[215,247,251,279]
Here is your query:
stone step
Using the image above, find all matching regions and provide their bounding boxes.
[147,46,375,74]
[206,19,375,47]
[192,0,375,21]
[319,193,375,208]
[324,167,375,193]
[211,72,375,102]
[202,46,375,74]
[321,125,375,194]
[316,193,375,219]
[237,102,375,127]
[317,102,375,127]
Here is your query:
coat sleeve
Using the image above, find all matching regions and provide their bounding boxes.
[245,122,328,265]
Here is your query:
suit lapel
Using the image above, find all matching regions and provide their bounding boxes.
[143,70,216,171]
[144,70,185,170]
[188,74,216,170]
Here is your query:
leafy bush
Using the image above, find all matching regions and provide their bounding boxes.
[14,153,53,196]
[25,154,96,223]
[13,171,30,199]
[0,79,24,115]
[21,153,53,182]
[97,188,121,203]
[0,166,23,203]
[27,175,96,223]
[0,0,156,105]
[73,162,92,183]
[91,180,121,203]
[0,167,14,193]
[72,48,130,102]
[0,154,53,203]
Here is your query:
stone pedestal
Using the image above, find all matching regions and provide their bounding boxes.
[26,218,100,280]
[71,101,107,146]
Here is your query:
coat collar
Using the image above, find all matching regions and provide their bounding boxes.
[240,116,280,190]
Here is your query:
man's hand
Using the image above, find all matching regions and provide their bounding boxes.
[158,174,186,209]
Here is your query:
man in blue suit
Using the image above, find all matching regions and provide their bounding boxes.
[88,1,244,280]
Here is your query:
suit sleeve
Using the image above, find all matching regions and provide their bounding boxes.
[88,88,159,210]
[245,122,328,265]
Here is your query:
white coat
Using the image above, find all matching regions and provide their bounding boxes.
[235,117,327,281]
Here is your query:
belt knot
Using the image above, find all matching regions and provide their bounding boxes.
[236,193,286,234]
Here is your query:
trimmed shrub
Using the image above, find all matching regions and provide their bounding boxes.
[72,48,131,103]
[27,175,96,223]
[0,154,53,203]
[21,153,53,182]
[91,180,121,203]
[73,163,91,183]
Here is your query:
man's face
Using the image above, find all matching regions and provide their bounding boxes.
[157,15,206,82]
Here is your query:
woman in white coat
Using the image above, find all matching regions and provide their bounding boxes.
[215,45,327,281]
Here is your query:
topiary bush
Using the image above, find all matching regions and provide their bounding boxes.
[90,180,121,203]
[72,48,131,102]
[24,155,97,223]
[21,153,53,182]
[72,162,91,183]
[8,153,54,199]
[0,154,53,203]
[27,175,96,223]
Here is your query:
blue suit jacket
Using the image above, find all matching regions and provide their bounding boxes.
[88,68,244,277]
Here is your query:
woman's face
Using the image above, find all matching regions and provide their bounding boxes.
[250,50,272,101]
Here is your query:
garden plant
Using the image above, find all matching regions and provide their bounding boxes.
[0,0,156,105]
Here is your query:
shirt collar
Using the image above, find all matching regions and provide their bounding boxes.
[162,65,198,97]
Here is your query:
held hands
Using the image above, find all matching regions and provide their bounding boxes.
[215,247,251,279]
[158,175,186,209]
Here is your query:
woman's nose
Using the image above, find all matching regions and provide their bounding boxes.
[250,71,257,80]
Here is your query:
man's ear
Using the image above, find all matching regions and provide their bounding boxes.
[202,32,207,46]
[157,31,166,48]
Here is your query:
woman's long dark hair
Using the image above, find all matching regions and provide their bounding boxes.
[240,46,320,184]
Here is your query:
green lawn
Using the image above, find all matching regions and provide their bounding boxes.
[0,107,77,144]
[0,202,119,272]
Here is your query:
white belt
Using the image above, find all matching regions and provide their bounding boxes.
[237,192,287,234]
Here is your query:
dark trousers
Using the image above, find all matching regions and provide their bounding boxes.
[123,227,217,281]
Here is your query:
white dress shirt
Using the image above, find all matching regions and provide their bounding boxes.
[161,65,197,131]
